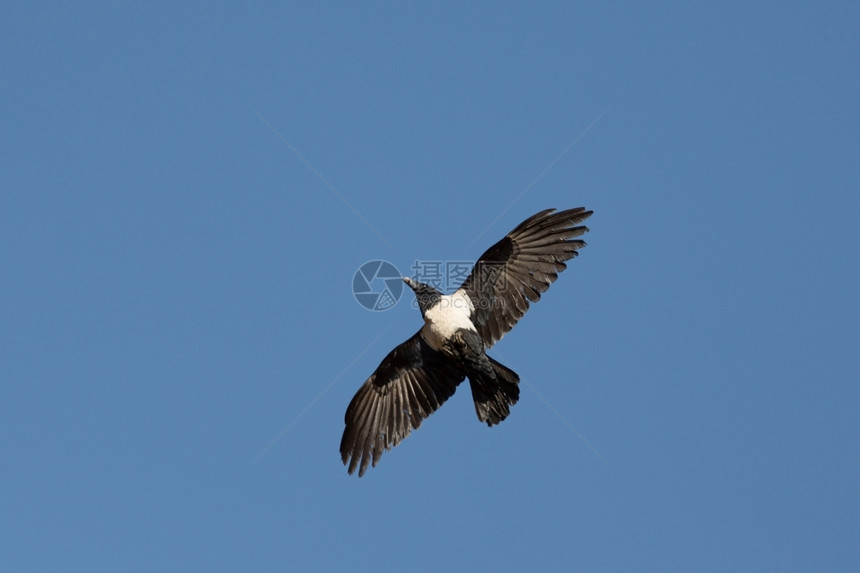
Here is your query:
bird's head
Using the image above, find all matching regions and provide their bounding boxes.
[402,277,442,316]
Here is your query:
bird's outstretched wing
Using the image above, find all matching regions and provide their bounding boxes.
[458,207,592,348]
[340,332,465,476]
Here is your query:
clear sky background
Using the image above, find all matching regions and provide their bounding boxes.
[2,2,858,571]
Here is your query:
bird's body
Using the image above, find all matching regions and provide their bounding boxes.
[340,207,593,476]
[419,288,475,352]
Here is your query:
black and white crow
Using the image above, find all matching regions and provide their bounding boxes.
[340,207,593,476]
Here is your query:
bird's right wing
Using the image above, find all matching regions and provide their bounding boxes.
[340,332,465,477]
[458,207,592,348]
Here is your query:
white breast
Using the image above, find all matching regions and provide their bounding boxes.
[420,289,476,351]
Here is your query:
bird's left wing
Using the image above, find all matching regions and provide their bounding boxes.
[458,207,592,348]
[340,331,465,477]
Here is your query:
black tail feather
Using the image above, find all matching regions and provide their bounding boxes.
[469,356,520,426]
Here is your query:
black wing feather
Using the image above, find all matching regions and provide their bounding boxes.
[340,332,465,476]
[459,207,592,347]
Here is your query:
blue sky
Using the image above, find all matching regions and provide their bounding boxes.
[2,2,858,571]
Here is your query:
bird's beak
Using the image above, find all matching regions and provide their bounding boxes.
[402,277,415,290]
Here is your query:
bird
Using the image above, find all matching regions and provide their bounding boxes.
[340,207,593,476]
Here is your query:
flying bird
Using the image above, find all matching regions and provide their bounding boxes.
[340,207,593,476]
